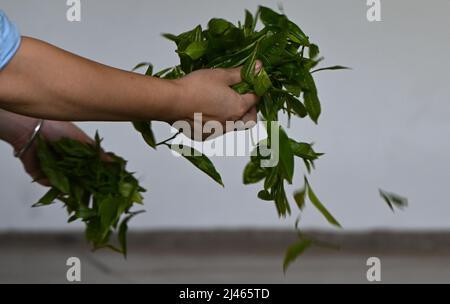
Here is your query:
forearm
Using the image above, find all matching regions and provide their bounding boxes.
[0,37,181,122]
[0,109,38,149]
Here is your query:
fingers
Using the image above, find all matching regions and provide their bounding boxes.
[254,60,263,74]
[224,106,258,133]
[220,60,263,86]
[223,59,262,116]
[26,166,51,187]
[221,66,242,86]
[240,106,258,129]
[101,152,114,162]
[240,92,260,114]
[35,177,51,187]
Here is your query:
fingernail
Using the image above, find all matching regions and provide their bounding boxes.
[255,60,262,73]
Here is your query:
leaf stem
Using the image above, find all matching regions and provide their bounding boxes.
[156,131,182,147]
[281,107,297,116]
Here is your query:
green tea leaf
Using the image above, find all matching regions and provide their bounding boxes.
[241,47,258,83]
[287,21,309,45]
[379,189,408,212]
[32,188,60,208]
[99,196,119,234]
[132,62,154,76]
[283,238,313,272]
[264,167,278,190]
[286,95,307,117]
[305,178,341,228]
[76,206,97,220]
[278,127,294,183]
[170,144,223,186]
[312,65,351,73]
[154,67,173,78]
[162,33,179,43]
[290,140,322,161]
[208,18,233,35]
[132,62,152,72]
[258,190,273,201]
[293,188,306,210]
[232,82,251,94]
[243,161,266,185]
[36,141,71,193]
[259,32,288,66]
[284,84,301,97]
[274,181,291,217]
[118,210,145,258]
[181,41,208,60]
[254,68,272,96]
[309,44,320,59]
[132,121,156,149]
[244,10,255,36]
[304,91,321,124]
[259,6,285,28]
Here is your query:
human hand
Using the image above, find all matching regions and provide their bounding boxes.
[172,61,262,140]
[13,120,95,186]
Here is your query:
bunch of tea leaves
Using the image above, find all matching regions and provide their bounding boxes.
[34,133,145,256]
[132,6,347,268]
[134,7,346,219]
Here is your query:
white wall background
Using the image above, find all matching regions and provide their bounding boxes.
[1,0,450,231]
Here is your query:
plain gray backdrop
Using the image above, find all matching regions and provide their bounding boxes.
[1,0,449,231]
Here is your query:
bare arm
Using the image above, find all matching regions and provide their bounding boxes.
[0,37,259,124]
[0,109,95,185]
[0,37,182,121]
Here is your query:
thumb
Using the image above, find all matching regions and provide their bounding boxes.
[220,66,242,86]
[221,60,263,86]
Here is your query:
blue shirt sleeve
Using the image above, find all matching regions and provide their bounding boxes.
[0,10,21,70]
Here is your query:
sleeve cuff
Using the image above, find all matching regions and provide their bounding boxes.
[0,11,21,70]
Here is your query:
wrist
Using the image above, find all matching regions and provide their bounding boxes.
[147,78,190,123]
[0,110,40,150]
[13,119,44,158]
[168,78,192,122]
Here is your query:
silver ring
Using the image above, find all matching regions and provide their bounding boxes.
[14,119,45,158]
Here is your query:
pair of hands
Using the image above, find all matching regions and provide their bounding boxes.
[12,62,262,185]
